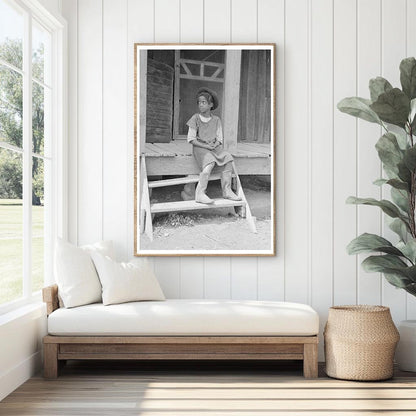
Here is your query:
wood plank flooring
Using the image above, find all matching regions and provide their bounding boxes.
[144,142,271,158]
[1,360,416,415]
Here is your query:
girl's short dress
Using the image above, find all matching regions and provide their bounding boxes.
[186,113,233,170]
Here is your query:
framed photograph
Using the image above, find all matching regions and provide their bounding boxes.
[134,44,275,256]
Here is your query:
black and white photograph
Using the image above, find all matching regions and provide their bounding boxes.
[134,44,275,256]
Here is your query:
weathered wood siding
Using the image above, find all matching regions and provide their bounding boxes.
[146,58,174,143]
[238,50,271,143]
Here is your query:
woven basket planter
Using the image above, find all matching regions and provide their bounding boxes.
[324,305,399,381]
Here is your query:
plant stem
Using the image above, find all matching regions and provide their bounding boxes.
[409,123,416,238]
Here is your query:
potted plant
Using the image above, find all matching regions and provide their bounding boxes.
[338,57,416,371]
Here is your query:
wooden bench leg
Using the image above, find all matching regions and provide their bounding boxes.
[303,343,318,379]
[44,343,59,379]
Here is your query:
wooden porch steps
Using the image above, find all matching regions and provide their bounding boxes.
[151,198,245,214]
[148,174,227,188]
[140,156,257,243]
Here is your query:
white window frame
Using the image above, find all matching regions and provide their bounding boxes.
[0,0,67,315]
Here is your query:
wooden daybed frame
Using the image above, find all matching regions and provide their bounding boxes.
[42,285,319,379]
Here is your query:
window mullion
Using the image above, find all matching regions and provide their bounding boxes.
[22,10,32,298]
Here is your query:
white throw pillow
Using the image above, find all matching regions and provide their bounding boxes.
[54,239,114,308]
[90,252,165,306]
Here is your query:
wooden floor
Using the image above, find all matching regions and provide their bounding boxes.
[1,361,416,415]
[143,141,271,175]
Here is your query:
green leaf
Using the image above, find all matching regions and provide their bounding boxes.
[403,146,416,172]
[383,272,412,288]
[362,254,408,272]
[400,57,416,100]
[398,161,412,185]
[397,240,416,264]
[385,179,410,191]
[403,265,416,282]
[404,283,416,296]
[389,218,410,241]
[370,88,410,128]
[391,187,409,213]
[369,77,393,102]
[337,97,383,125]
[373,178,388,186]
[347,233,404,256]
[346,196,405,219]
[361,255,415,288]
[410,98,416,125]
[394,130,410,150]
[411,99,416,132]
[375,132,404,173]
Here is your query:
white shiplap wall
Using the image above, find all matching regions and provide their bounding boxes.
[61,0,416,357]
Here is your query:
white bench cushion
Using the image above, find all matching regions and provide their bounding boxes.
[48,299,319,336]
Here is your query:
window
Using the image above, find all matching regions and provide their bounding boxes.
[0,0,66,312]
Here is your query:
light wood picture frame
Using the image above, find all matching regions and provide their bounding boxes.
[134,44,276,256]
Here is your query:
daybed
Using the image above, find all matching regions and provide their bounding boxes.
[42,285,320,379]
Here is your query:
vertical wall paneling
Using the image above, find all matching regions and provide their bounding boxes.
[381,0,407,322]
[202,0,233,297]
[333,0,357,305]
[180,0,203,43]
[127,0,154,259]
[77,0,103,245]
[204,0,231,42]
[228,0,258,299]
[230,0,257,42]
[154,258,181,298]
[356,0,382,305]
[152,0,181,295]
[231,257,258,299]
[180,258,204,298]
[284,0,309,303]
[61,0,77,245]
[310,0,333,358]
[178,0,205,297]
[66,0,415,338]
[257,0,285,301]
[204,258,231,299]
[103,0,128,260]
[154,0,180,42]
[406,0,416,319]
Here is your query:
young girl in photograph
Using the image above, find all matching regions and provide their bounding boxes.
[186,87,241,204]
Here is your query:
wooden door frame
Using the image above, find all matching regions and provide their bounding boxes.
[172,50,241,146]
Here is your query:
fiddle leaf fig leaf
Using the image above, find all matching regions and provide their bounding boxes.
[397,240,416,264]
[346,196,405,219]
[337,97,383,125]
[370,88,410,128]
[362,254,408,272]
[369,77,393,102]
[383,271,412,288]
[375,132,404,173]
[387,178,410,191]
[400,57,416,100]
[410,98,416,124]
[347,233,403,256]
[403,265,416,282]
[391,187,410,214]
[397,161,412,185]
[394,130,409,150]
[389,217,410,242]
[373,178,388,186]
[403,146,416,172]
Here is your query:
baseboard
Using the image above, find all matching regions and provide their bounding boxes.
[0,351,42,401]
